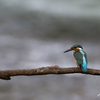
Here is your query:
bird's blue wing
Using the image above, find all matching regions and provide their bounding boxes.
[74,51,83,65]
[84,51,88,64]
[74,50,87,72]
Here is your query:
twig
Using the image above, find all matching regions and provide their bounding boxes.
[0,65,99,80]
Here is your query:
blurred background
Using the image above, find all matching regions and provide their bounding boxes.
[0,0,100,100]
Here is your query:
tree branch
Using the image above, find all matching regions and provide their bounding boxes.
[0,65,99,80]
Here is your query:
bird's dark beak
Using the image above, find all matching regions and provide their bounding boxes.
[63,48,72,53]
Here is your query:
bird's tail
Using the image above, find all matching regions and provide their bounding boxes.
[81,66,87,72]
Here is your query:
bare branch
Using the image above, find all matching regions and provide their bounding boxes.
[0,65,100,80]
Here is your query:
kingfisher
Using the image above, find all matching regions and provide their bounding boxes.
[64,44,87,72]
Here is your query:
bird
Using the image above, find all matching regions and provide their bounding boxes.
[63,44,87,72]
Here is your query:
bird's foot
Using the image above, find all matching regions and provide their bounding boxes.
[77,66,80,68]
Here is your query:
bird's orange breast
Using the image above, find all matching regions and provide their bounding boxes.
[73,55,79,68]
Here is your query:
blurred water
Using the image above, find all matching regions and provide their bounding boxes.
[1,0,100,17]
[0,1,100,100]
